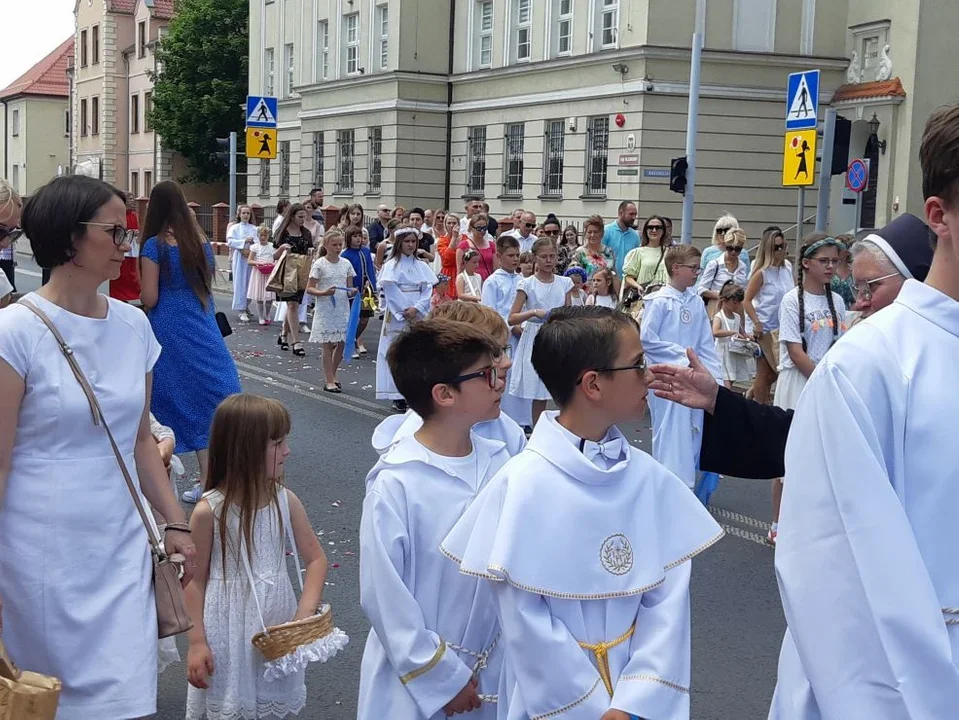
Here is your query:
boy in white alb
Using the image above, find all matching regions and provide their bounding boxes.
[359,318,510,719]
[443,306,723,719]
[641,245,724,488]
[481,235,532,428]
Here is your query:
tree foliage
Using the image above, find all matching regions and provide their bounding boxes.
[149,0,248,183]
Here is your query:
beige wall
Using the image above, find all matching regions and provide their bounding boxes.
[26,97,71,192]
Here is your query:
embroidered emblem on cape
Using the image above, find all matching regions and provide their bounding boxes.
[600,534,634,575]
[680,309,693,324]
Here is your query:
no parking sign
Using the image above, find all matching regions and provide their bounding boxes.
[846,158,868,193]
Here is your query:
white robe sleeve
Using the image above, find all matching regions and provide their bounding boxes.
[776,362,959,718]
[412,286,432,317]
[640,298,688,366]
[226,224,248,251]
[382,281,413,316]
[359,488,474,715]
[480,279,498,311]
[493,584,610,719]
[611,562,692,719]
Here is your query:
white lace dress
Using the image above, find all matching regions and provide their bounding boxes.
[186,490,306,719]
[309,256,355,344]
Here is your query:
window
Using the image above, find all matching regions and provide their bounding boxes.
[11,166,18,192]
[130,172,139,198]
[316,21,330,80]
[64,108,70,136]
[259,159,271,196]
[514,0,532,62]
[585,116,609,195]
[131,94,140,133]
[279,140,291,195]
[91,96,99,135]
[467,126,487,194]
[555,0,573,56]
[144,170,153,194]
[368,127,382,194]
[503,123,525,195]
[542,120,565,195]
[473,1,493,69]
[344,13,360,75]
[80,99,88,136]
[732,0,775,52]
[593,0,618,50]
[336,129,355,193]
[138,21,147,58]
[264,48,275,96]
[285,43,295,96]
[377,6,389,70]
[312,132,325,189]
[80,30,88,67]
[11,110,19,137]
[144,91,153,132]
[92,25,99,64]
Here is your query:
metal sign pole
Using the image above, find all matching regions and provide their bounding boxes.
[680,32,703,245]
[797,186,805,255]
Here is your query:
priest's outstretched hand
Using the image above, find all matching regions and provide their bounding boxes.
[444,676,481,715]
[648,347,720,414]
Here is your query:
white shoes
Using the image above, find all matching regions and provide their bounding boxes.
[239,312,251,322]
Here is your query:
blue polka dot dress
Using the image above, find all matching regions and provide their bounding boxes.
[141,237,241,453]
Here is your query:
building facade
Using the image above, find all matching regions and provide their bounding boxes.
[248,0,959,241]
[0,38,74,195]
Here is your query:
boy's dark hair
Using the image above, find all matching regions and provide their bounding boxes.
[387,318,498,420]
[920,104,959,207]
[496,234,520,253]
[532,306,639,407]
[409,207,425,219]
[664,244,701,277]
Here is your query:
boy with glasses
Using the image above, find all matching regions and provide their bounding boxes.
[443,306,722,719]
[641,245,724,489]
[360,317,510,720]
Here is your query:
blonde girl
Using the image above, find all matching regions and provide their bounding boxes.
[456,249,484,302]
[185,395,332,719]
[712,281,753,388]
[246,225,276,325]
[587,267,617,308]
[306,229,357,393]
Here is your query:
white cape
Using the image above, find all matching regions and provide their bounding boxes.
[371,409,526,462]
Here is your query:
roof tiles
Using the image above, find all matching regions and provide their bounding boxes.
[0,38,74,100]
[833,78,906,103]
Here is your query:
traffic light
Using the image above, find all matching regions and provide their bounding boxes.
[670,156,688,195]
[831,115,851,176]
[213,137,230,166]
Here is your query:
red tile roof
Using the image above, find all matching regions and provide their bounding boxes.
[106,0,136,13]
[0,38,74,101]
[833,78,906,103]
[149,0,175,19]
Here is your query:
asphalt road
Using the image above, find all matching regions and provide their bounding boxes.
[12,257,785,720]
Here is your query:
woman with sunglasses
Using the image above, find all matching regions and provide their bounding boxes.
[0,180,22,306]
[698,227,750,319]
[743,226,793,404]
[622,214,671,299]
[700,213,750,273]
[457,213,497,282]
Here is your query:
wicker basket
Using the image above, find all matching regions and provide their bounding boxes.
[252,603,335,661]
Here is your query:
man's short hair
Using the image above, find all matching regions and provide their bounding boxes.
[920,104,959,207]
[465,195,482,205]
[532,306,639,407]
[664,244,702,276]
[409,207,425,219]
[618,200,636,213]
[310,188,323,196]
[430,300,508,338]
[387,318,498,420]
[496,234,520,253]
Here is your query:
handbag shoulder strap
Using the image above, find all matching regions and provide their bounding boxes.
[18,299,165,557]
[278,487,304,592]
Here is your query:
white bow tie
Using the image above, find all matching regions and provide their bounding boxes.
[581,437,627,464]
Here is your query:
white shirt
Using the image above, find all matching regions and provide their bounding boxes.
[777,287,847,369]
[697,256,749,296]
[746,262,793,334]
[504,228,538,254]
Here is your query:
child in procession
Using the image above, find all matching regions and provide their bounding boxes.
[306,229,358,394]
[482,235,532,430]
[359,318,511,720]
[185,395,330,720]
[431,275,453,310]
[564,266,589,305]
[509,237,574,427]
[442,306,724,720]
[227,205,257,322]
[641,245,724,489]
[587,268,618,308]
[518,252,534,278]
[246,225,276,325]
[712,281,753,389]
[375,226,437,412]
[341,225,377,358]
[456,249,484,302]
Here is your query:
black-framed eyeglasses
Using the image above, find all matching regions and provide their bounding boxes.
[811,257,841,267]
[0,225,23,242]
[680,263,702,273]
[726,246,742,254]
[576,356,648,385]
[79,222,137,247]
[440,364,499,389]
[851,272,900,301]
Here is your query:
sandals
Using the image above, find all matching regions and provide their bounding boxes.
[277,334,289,351]
[292,342,306,357]
[358,345,368,356]
[323,384,342,394]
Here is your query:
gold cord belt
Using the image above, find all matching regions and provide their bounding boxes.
[577,624,635,697]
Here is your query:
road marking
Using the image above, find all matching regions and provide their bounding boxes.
[17,268,40,278]
[716,523,773,549]
[237,368,391,421]
[709,506,773,549]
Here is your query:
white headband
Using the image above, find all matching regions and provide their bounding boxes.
[393,227,420,239]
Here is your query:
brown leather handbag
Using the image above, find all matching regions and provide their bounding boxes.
[18,300,193,639]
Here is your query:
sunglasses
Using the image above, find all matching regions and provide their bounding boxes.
[575,355,648,385]
[441,364,499,389]
[773,243,786,251]
[473,225,488,233]
[646,225,664,232]
[0,225,23,242]
[726,246,742,254]
[79,222,137,247]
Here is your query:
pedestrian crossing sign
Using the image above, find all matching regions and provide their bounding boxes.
[246,127,277,159]
[782,130,817,187]
[246,95,278,128]
[785,70,819,130]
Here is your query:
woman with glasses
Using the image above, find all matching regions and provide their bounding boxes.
[0,175,196,718]
[540,214,570,273]
[0,180,22,306]
[622,214,671,298]
[743,226,794,405]
[698,227,750,319]
[140,181,242,503]
[457,213,497,282]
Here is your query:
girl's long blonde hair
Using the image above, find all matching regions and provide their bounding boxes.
[205,394,292,574]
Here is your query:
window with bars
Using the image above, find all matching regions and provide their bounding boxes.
[313,132,325,189]
[279,140,291,195]
[259,159,271,197]
[514,0,532,62]
[285,43,295,96]
[368,127,382,193]
[317,21,330,80]
[555,0,572,56]
[337,129,355,193]
[585,116,609,195]
[473,1,494,69]
[378,6,389,70]
[542,120,565,196]
[344,13,360,75]
[264,48,275,96]
[467,126,487,194]
[503,123,525,195]
[598,0,619,49]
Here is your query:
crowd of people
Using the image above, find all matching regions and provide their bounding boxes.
[0,102,956,720]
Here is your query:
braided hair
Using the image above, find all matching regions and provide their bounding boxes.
[797,234,840,353]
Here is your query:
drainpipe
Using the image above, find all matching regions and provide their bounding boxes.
[1,99,7,178]
[442,0,456,209]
